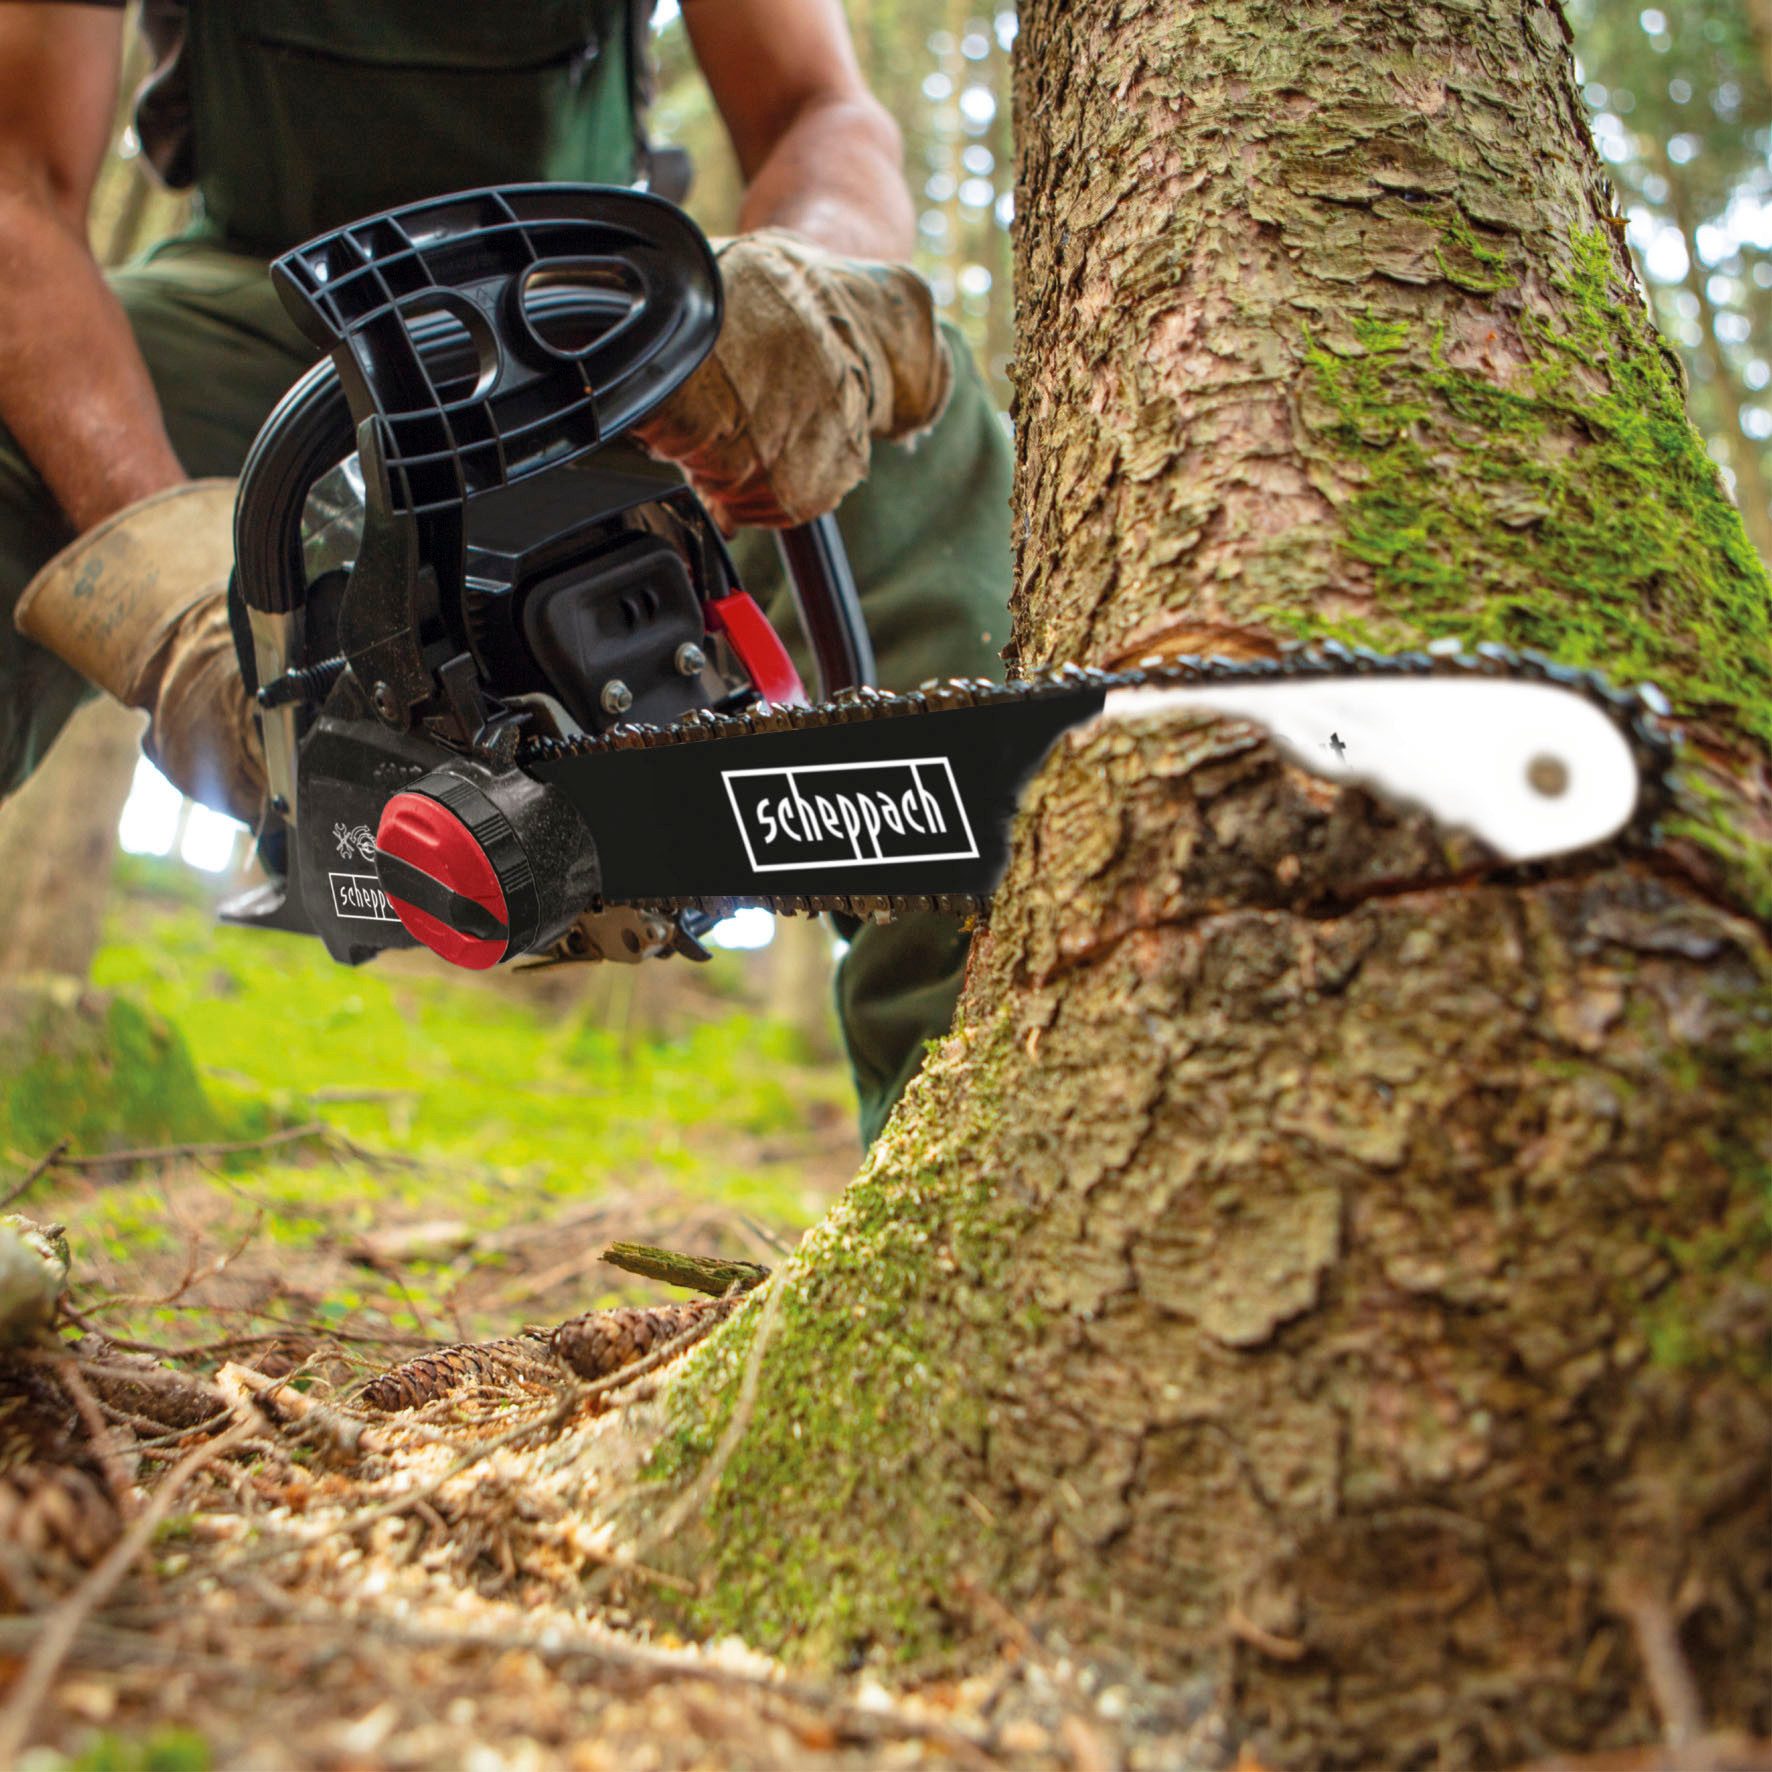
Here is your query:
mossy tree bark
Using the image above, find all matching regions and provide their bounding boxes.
[613,4,1772,1766]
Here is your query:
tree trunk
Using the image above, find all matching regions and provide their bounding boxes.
[0,701,144,979]
[608,5,1772,1767]
[766,915,837,1059]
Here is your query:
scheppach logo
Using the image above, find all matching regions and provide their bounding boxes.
[723,758,978,873]
[329,872,401,923]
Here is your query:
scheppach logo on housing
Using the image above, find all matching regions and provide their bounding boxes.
[722,757,978,873]
[329,872,401,923]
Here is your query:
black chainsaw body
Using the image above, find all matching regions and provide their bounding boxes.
[226,184,866,969]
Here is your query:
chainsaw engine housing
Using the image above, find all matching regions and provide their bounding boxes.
[226,184,837,969]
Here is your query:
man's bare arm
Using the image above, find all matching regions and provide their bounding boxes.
[681,0,914,261]
[0,4,184,534]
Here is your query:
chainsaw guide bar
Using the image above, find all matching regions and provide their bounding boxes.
[515,643,1674,927]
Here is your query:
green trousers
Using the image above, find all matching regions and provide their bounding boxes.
[0,237,1013,1144]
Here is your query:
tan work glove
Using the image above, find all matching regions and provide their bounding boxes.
[633,229,953,530]
[15,479,265,824]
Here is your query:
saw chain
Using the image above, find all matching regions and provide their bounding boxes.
[508,641,1676,931]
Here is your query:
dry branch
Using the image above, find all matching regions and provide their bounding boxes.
[216,1362,397,1458]
[42,1122,336,1170]
[1610,1577,1707,1750]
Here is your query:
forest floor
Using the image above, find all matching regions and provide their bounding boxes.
[0,871,1112,1772]
[2,874,1755,1772]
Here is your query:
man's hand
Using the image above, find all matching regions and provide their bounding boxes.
[1,11,250,819]
[15,481,265,822]
[632,229,951,531]
[642,0,945,527]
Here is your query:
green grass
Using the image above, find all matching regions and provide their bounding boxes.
[86,894,844,1201]
[12,864,853,1347]
[28,1731,211,1772]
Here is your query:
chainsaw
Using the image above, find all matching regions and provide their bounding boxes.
[222,183,1670,972]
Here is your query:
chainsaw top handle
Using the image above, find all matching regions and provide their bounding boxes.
[233,182,874,698]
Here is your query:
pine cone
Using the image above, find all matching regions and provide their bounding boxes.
[550,1297,734,1381]
[0,1463,121,1590]
[66,1337,224,1432]
[0,1359,83,1477]
[357,1334,559,1414]
[0,1355,139,1603]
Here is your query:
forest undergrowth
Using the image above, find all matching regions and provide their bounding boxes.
[0,868,1758,1772]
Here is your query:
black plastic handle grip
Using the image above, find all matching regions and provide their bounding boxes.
[268,183,721,520]
[776,516,875,694]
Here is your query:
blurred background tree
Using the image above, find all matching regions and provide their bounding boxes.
[1567,0,1772,563]
[656,0,1772,580]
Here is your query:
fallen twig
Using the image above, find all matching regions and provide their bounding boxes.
[217,1362,398,1459]
[601,1240,770,1297]
[312,1383,587,1540]
[75,1211,264,1321]
[0,1138,70,1210]
[0,1415,255,1767]
[33,1120,460,1179]
[59,1303,431,1363]
[43,1122,336,1171]
[1610,1577,1706,1751]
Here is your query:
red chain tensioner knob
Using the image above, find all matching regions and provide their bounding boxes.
[374,765,597,970]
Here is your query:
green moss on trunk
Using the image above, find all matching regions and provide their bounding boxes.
[0,984,226,1160]
[1298,228,1772,910]
[638,1028,1031,1662]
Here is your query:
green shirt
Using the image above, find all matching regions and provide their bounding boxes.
[137,0,640,254]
